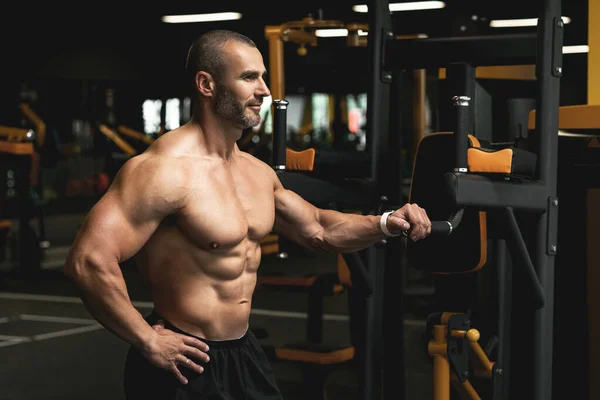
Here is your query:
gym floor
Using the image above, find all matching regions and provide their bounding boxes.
[0,213,434,400]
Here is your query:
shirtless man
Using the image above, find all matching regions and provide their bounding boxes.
[64,29,432,399]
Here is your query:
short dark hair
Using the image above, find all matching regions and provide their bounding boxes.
[185,30,257,90]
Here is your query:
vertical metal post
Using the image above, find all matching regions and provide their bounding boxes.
[366,0,392,399]
[265,27,285,101]
[494,239,512,400]
[383,69,409,400]
[367,0,391,185]
[271,99,289,171]
[533,0,562,399]
[452,95,470,172]
[446,62,475,172]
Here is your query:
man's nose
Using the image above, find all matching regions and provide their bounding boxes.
[257,77,271,97]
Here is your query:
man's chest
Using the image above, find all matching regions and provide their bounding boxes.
[177,167,275,246]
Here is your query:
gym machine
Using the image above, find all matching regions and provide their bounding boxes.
[0,100,56,274]
[266,90,449,400]
[0,125,43,275]
[260,6,453,400]
[367,0,562,399]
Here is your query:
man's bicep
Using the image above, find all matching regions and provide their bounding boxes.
[273,188,322,244]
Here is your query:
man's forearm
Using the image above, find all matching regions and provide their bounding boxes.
[312,209,386,253]
[67,260,154,351]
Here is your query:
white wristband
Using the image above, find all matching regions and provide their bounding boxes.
[380,210,402,237]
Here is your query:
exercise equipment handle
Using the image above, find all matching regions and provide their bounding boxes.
[272,99,289,171]
[430,221,452,236]
[429,208,464,237]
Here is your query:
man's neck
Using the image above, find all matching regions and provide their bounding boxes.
[190,111,242,161]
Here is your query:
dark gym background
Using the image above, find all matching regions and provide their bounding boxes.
[0,1,596,399]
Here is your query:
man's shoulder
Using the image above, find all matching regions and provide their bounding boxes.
[238,150,264,165]
[121,151,175,173]
[237,150,277,177]
[118,152,188,191]
[111,153,189,210]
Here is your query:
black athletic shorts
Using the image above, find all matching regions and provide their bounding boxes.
[123,310,283,399]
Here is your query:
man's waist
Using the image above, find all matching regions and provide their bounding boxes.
[151,301,251,341]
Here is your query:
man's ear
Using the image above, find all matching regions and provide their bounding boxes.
[196,71,215,97]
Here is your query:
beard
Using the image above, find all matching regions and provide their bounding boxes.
[214,82,261,129]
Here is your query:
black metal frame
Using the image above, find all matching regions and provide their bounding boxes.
[368,0,562,399]
[383,33,538,70]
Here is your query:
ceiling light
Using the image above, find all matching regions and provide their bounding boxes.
[161,12,242,23]
[563,45,589,54]
[316,29,349,38]
[490,16,570,28]
[353,1,446,13]
[316,30,427,38]
[315,29,368,38]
